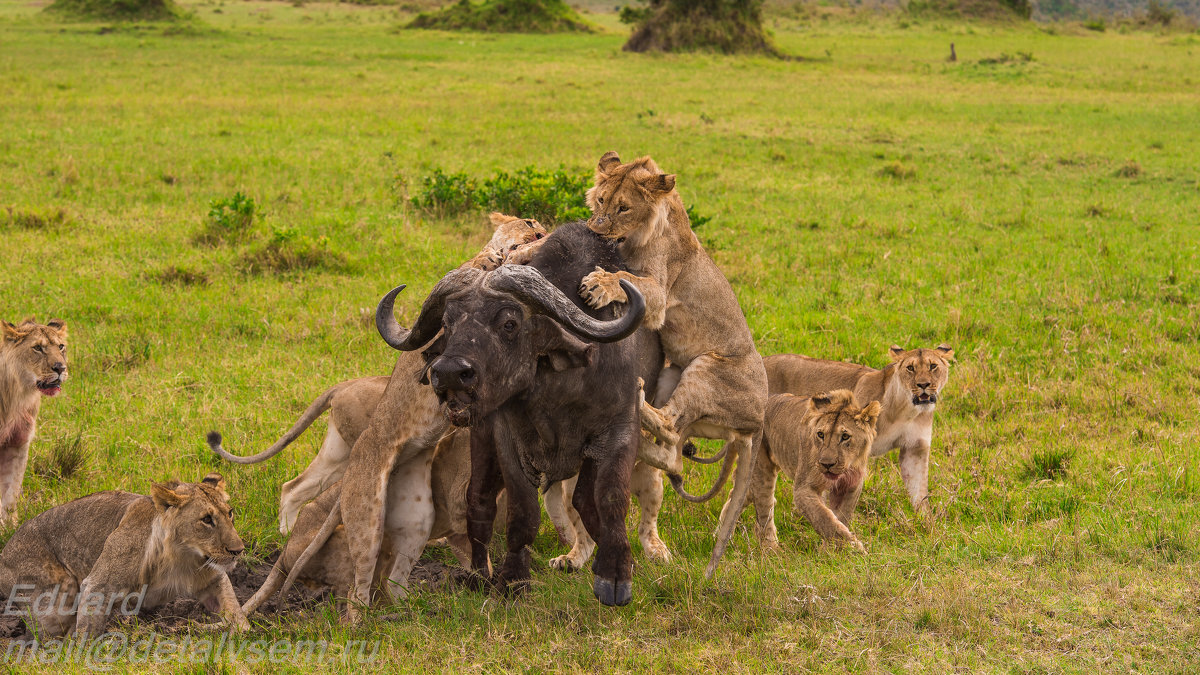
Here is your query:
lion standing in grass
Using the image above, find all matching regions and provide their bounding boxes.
[0,318,68,524]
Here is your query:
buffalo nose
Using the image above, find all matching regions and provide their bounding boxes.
[52,363,66,374]
[431,357,477,390]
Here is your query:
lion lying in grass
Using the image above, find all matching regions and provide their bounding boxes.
[734,391,880,552]
[0,474,248,637]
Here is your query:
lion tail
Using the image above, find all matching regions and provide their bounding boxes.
[666,450,737,503]
[207,382,347,465]
[278,494,341,600]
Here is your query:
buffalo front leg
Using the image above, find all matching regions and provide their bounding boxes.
[467,421,503,581]
[899,441,931,513]
[494,453,540,595]
[574,445,635,606]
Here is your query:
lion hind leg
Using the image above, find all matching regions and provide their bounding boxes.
[279,422,351,534]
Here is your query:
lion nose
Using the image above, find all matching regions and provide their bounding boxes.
[227,546,244,556]
[52,363,66,374]
[430,357,477,391]
[916,381,931,390]
[820,460,836,471]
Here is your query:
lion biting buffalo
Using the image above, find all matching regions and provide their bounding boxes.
[376,221,660,606]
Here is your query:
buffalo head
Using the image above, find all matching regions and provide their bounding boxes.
[375,265,645,426]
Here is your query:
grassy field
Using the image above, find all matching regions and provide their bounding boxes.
[2,1,1199,670]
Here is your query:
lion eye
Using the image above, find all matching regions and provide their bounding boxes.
[33,345,44,353]
[841,432,851,442]
[929,363,937,371]
[202,514,214,526]
[816,431,824,440]
[597,197,604,205]
[509,244,520,251]
[229,509,235,521]
[906,365,915,373]
[59,345,67,352]
[618,205,629,214]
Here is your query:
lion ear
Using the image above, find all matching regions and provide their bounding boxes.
[889,345,906,360]
[597,151,621,177]
[47,319,66,330]
[201,473,226,491]
[488,212,509,227]
[1,321,19,342]
[645,173,676,194]
[809,393,833,412]
[151,482,187,510]
[935,344,955,361]
[856,401,882,429]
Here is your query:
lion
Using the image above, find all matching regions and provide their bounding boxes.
[737,391,881,552]
[0,318,68,524]
[763,344,953,512]
[0,474,248,637]
[239,428,472,617]
[575,151,768,577]
[466,212,548,270]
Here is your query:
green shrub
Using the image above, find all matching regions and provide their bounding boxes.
[409,166,713,228]
[194,192,257,245]
[407,0,593,33]
[44,0,182,21]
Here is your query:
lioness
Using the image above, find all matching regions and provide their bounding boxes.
[240,428,471,617]
[0,474,248,637]
[468,212,547,270]
[577,151,768,577]
[735,391,880,552]
[0,318,68,524]
[764,345,953,512]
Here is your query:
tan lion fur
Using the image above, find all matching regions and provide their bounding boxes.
[736,391,880,551]
[240,428,472,616]
[465,213,548,270]
[0,318,68,524]
[576,151,768,577]
[764,344,953,511]
[0,474,248,637]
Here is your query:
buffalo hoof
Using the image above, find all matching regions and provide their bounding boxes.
[461,571,491,593]
[592,577,632,606]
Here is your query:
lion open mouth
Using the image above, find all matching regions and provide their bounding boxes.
[37,378,62,397]
[912,392,937,405]
[823,471,840,481]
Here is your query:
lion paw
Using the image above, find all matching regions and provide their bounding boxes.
[847,538,867,554]
[639,401,679,449]
[550,553,585,573]
[641,537,673,563]
[579,267,627,309]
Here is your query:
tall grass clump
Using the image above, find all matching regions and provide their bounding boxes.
[194,192,257,245]
[44,0,183,21]
[621,0,782,56]
[407,0,593,33]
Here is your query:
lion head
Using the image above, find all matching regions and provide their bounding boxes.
[585,151,677,244]
[150,473,244,574]
[1,319,68,397]
[805,390,880,488]
[887,344,953,408]
[486,212,546,254]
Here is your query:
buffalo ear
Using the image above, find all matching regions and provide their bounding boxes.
[645,173,676,194]
[597,151,621,177]
[531,315,594,372]
[151,482,187,510]
[419,333,448,385]
[889,345,906,361]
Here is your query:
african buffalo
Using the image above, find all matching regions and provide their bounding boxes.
[375,222,661,606]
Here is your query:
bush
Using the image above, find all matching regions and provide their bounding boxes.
[44,0,182,21]
[407,0,593,33]
[622,0,782,56]
[409,166,713,229]
[906,0,1031,20]
[194,192,257,245]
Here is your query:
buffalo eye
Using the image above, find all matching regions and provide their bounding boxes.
[202,514,214,527]
[816,431,824,440]
[841,432,851,442]
[929,363,938,371]
[503,319,517,333]
[906,364,915,373]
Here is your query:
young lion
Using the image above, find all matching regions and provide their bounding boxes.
[0,318,68,524]
[0,474,248,637]
[466,212,548,270]
[739,391,881,552]
[764,344,953,512]
[577,151,768,577]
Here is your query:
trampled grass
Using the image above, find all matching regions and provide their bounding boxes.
[1,1,1198,671]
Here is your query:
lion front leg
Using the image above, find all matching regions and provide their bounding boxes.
[579,268,667,330]
[794,487,864,553]
[197,573,250,632]
[899,441,931,513]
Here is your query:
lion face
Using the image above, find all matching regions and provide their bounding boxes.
[887,344,953,408]
[151,473,244,573]
[805,391,880,487]
[585,152,677,242]
[1,319,68,397]
[486,212,546,254]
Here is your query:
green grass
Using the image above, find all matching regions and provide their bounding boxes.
[2,1,1199,670]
